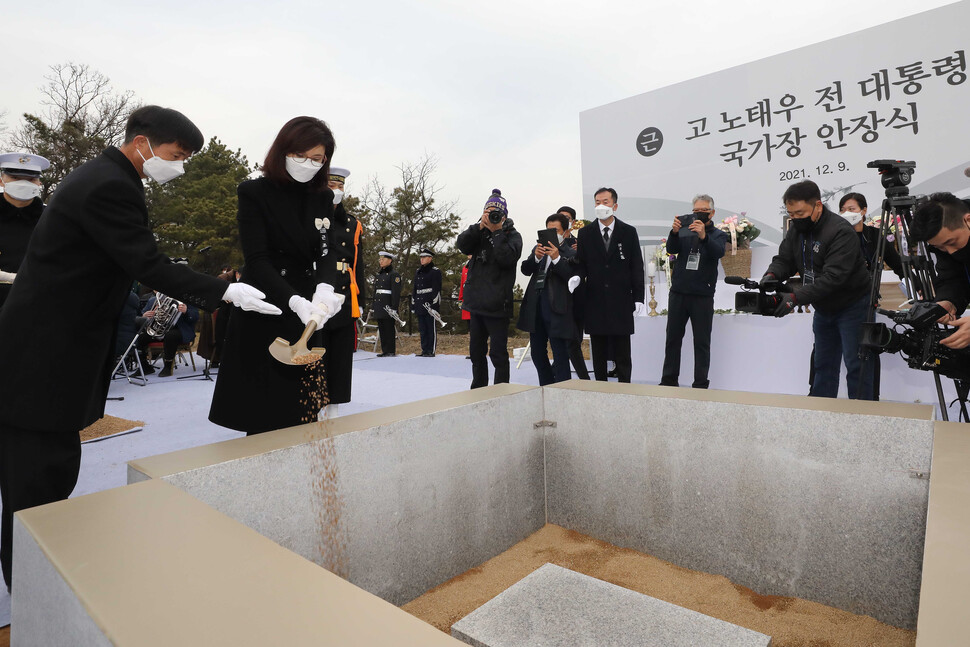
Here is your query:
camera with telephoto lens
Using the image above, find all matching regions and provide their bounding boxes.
[726,276,792,316]
[487,208,505,225]
[860,302,970,382]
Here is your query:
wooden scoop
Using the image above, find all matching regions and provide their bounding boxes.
[269,315,326,366]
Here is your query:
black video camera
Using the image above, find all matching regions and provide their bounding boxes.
[860,302,970,381]
[726,276,792,316]
[487,208,506,225]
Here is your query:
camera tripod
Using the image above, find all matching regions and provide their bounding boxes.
[860,160,969,421]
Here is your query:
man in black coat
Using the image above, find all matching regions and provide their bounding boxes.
[762,180,872,399]
[661,194,727,389]
[574,187,645,383]
[0,106,278,591]
[371,251,402,356]
[0,152,50,310]
[557,206,590,379]
[518,214,577,385]
[456,189,523,388]
[412,248,443,357]
[909,192,970,350]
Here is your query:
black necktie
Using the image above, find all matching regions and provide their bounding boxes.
[603,226,611,247]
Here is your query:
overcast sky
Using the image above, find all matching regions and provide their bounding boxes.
[2,0,957,243]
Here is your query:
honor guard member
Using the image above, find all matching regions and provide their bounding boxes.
[0,152,50,310]
[321,166,365,413]
[412,248,443,356]
[371,250,401,356]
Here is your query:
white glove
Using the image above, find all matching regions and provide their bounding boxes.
[0,270,16,284]
[288,295,329,326]
[222,283,282,315]
[567,276,581,294]
[312,282,346,315]
[633,302,647,317]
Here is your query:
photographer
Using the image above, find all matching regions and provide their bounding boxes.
[660,194,727,389]
[456,189,523,388]
[762,180,873,399]
[517,213,577,385]
[910,192,970,350]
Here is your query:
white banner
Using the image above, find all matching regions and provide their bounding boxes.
[580,1,970,253]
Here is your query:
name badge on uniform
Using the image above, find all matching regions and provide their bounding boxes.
[686,253,701,271]
[802,270,816,285]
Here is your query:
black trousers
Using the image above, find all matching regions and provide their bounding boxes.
[377,318,396,354]
[469,313,510,388]
[417,313,437,355]
[590,334,632,382]
[567,328,590,380]
[136,328,182,362]
[661,292,715,388]
[0,424,82,590]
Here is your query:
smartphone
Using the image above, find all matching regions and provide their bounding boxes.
[536,228,559,248]
[678,214,696,227]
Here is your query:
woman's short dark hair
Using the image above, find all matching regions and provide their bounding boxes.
[124,105,204,153]
[839,192,868,211]
[782,180,821,205]
[261,116,336,192]
[545,213,570,231]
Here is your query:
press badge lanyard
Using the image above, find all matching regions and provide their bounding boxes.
[801,235,816,285]
[686,231,701,271]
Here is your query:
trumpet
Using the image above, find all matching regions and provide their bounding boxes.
[384,305,406,328]
[423,302,447,328]
[144,292,183,338]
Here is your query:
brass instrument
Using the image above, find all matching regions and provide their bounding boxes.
[384,305,406,328]
[423,302,447,328]
[144,292,183,338]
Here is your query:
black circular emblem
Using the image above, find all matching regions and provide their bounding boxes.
[635,127,664,157]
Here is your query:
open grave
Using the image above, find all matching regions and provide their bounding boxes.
[10,381,968,646]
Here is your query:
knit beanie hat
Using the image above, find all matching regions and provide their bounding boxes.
[484,189,508,215]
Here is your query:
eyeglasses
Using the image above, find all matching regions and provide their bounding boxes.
[288,154,326,167]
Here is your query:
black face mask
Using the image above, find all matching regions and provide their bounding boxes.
[951,235,970,264]
[791,217,814,234]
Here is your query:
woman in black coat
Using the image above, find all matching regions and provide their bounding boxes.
[209,117,348,434]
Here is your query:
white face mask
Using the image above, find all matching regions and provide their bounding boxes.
[840,210,864,227]
[138,141,185,184]
[557,233,566,244]
[594,204,614,221]
[285,157,322,183]
[332,189,344,205]
[2,180,42,201]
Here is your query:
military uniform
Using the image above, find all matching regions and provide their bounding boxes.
[371,252,401,356]
[412,249,442,356]
[0,153,50,310]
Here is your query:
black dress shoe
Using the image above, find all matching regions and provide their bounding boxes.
[377,352,396,357]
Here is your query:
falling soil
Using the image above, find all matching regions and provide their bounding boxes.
[401,524,915,647]
[301,366,347,579]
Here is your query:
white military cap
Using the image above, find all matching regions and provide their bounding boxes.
[0,152,51,178]
[378,250,395,259]
[329,167,351,181]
